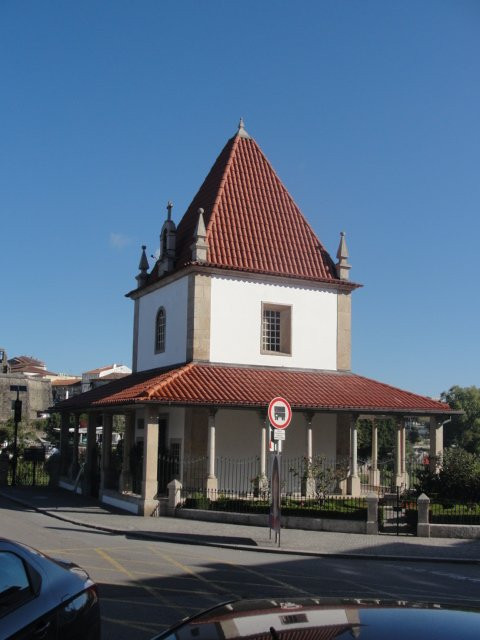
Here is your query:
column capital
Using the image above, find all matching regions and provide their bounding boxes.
[258,409,268,422]
[303,410,315,424]
[208,407,218,418]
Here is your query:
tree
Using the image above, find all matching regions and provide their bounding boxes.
[415,447,480,501]
[44,413,61,444]
[357,418,396,461]
[441,386,480,455]
[0,419,14,446]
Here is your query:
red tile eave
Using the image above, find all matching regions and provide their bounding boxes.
[127,263,362,297]
[87,398,455,416]
[54,364,455,416]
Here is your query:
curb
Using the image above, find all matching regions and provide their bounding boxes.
[2,491,479,565]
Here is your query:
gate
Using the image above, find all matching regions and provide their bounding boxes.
[379,487,417,535]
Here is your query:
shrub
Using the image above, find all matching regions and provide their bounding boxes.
[414,447,480,501]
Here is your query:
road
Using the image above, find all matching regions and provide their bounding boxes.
[1,497,480,639]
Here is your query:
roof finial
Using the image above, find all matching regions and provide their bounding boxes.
[136,245,150,287]
[190,208,208,262]
[336,231,351,280]
[237,117,251,139]
[166,201,173,221]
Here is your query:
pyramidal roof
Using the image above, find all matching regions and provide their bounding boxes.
[144,123,354,288]
[176,122,339,281]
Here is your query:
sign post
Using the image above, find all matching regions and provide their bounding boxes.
[267,397,292,546]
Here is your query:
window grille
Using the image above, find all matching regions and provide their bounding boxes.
[155,308,166,353]
[262,309,281,352]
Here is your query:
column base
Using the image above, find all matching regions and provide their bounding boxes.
[142,479,158,503]
[206,475,218,500]
[301,476,316,499]
[254,474,269,497]
[395,474,407,489]
[138,498,160,517]
[368,468,380,486]
[347,475,361,496]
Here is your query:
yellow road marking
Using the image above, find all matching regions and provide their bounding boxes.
[95,547,191,617]
[148,546,238,598]
[95,548,162,601]
[207,556,313,597]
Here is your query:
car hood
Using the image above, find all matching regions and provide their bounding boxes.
[152,597,480,639]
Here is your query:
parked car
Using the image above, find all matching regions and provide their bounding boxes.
[0,538,100,639]
[151,597,480,639]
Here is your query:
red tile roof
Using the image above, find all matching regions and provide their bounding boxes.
[145,128,355,288]
[51,378,81,387]
[54,363,453,415]
[84,364,116,375]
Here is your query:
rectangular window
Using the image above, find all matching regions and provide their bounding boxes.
[261,303,292,355]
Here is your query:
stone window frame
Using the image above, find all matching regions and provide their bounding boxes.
[154,307,166,353]
[260,302,292,356]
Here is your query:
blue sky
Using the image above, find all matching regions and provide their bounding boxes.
[1,1,478,397]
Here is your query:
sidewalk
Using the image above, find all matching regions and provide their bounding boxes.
[1,486,479,563]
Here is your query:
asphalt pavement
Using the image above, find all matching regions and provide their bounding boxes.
[1,486,479,563]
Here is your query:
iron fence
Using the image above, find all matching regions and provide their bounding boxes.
[176,455,348,497]
[179,486,367,520]
[8,459,49,487]
[360,458,427,496]
[429,501,480,525]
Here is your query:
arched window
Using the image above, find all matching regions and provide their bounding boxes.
[155,307,166,353]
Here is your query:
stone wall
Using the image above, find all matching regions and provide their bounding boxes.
[0,373,52,423]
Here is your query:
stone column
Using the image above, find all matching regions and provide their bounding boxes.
[305,412,314,461]
[369,419,380,486]
[366,492,379,535]
[206,409,218,496]
[303,411,315,498]
[120,411,134,492]
[72,415,80,478]
[84,412,99,496]
[100,413,113,492]
[140,406,159,516]
[335,413,351,495]
[429,416,443,473]
[59,412,70,476]
[401,419,409,488]
[347,415,360,496]
[258,411,269,494]
[394,417,407,488]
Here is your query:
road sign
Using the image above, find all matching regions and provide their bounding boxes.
[268,397,292,429]
[273,429,285,440]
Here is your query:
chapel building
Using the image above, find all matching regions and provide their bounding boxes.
[54,121,454,516]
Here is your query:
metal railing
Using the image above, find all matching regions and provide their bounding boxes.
[179,487,367,520]
[429,501,480,525]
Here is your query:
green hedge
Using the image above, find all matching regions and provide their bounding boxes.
[182,496,367,520]
[430,503,480,525]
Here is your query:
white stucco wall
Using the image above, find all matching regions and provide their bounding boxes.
[214,409,337,461]
[209,275,338,369]
[136,276,189,371]
[165,407,186,443]
[215,409,263,459]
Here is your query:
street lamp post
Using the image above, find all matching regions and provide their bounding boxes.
[10,385,27,487]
